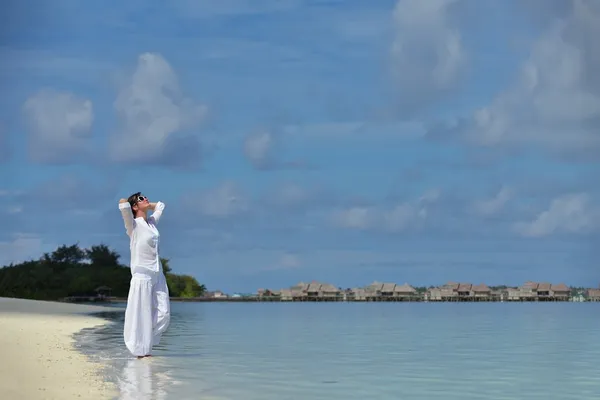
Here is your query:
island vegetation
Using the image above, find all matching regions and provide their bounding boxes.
[0,243,206,301]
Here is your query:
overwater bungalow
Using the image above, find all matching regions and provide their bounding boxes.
[471,283,492,301]
[550,283,570,301]
[381,283,396,298]
[587,289,600,302]
[518,281,539,301]
[364,281,383,301]
[289,281,309,301]
[318,283,342,300]
[426,282,495,302]
[360,282,419,301]
[425,288,442,301]
[504,282,571,302]
[280,289,293,301]
[457,283,472,298]
[507,287,520,301]
[394,283,418,300]
[348,288,367,301]
[537,282,552,299]
[440,282,459,301]
[285,281,343,301]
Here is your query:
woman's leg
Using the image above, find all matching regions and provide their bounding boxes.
[152,272,171,346]
[124,277,154,357]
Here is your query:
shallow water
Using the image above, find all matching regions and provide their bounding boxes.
[76,302,600,400]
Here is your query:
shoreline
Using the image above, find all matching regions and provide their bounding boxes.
[0,297,120,400]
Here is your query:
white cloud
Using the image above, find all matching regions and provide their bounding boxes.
[111,53,207,166]
[0,234,47,266]
[7,206,22,214]
[472,186,513,216]
[514,193,599,237]
[391,0,465,111]
[331,206,379,230]
[190,182,248,218]
[243,130,273,169]
[243,129,307,170]
[444,0,600,158]
[29,173,118,211]
[266,183,313,209]
[23,89,93,163]
[331,190,438,232]
[419,188,441,203]
[258,253,302,273]
[262,182,335,212]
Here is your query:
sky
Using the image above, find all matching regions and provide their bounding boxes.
[0,0,599,293]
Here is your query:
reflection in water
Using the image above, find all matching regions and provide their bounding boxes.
[117,359,168,400]
[116,357,230,400]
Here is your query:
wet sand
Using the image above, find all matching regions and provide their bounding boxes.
[0,297,119,399]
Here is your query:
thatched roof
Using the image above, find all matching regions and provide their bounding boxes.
[551,283,569,292]
[457,283,472,292]
[521,281,539,290]
[291,281,309,291]
[537,282,551,291]
[587,289,600,298]
[381,283,396,293]
[443,282,460,290]
[394,283,416,293]
[365,281,384,292]
[472,283,490,293]
[320,284,339,293]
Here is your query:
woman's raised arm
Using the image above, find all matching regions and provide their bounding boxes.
[119,199,136,237]
[149,201,165,225]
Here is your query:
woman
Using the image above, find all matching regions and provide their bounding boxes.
[118,192,171,358]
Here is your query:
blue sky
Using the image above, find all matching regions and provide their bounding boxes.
[1,0,599,293]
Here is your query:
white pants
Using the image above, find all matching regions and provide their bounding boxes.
[124,269,171,356]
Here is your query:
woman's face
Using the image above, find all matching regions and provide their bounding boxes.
[133,195,150,213]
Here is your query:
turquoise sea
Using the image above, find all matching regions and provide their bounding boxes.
[76,302,600,400]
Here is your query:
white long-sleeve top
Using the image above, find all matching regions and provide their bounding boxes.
[118,201,165,273]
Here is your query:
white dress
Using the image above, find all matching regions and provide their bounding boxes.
[119,201,171,357]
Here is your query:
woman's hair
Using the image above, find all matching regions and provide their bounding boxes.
[127,192,142,216]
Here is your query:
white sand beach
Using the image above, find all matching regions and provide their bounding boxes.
[0,297,119,400]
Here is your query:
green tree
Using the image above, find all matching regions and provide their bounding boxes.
[86,244,121,267]
[161,258,205,297]
[180,276,206,298]
[47,244,86,265]
[0,244,207,301]
[161,257,172,274]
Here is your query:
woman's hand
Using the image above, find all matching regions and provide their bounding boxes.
[149,202,158,210]
[119,198,128,204]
